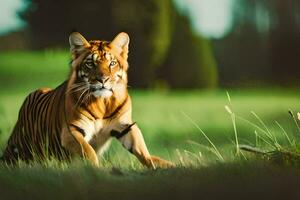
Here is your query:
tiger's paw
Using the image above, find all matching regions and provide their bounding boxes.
[151,155,175,169]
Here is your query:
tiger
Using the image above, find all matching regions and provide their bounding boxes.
[1,32,174,169]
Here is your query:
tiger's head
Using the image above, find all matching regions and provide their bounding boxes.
[69,32,129,98]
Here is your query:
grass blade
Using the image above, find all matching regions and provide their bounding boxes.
[181,111,224,161]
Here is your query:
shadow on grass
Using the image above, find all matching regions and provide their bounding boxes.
[0,160,300,200]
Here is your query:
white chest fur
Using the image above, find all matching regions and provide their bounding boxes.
[82,119,103,142]
[82,118,124,154]
[77,109,132,154]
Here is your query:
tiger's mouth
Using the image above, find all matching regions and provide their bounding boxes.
[90,85,113,98]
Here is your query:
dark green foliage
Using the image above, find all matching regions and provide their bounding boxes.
[160,14,218,88]
[18,0,218,88]
[110,0,173,87]
[215,0,300,87]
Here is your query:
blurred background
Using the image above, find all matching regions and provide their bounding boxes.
[1,0,299,89]
[0,0,300,162]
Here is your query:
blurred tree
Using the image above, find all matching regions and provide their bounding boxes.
[214,0,270,87]
[269,0,300,86]
[19,0,218,88]
[19,0,115,48]
[110,0,173,87]
[214,0,300,87]
[160,14,218,88]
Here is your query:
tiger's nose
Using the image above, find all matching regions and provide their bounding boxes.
[96,76,109,84]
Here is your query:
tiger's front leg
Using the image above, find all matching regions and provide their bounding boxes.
[115,123,174,169]
[61,126,99,167]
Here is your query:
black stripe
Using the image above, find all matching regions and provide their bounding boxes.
[104,95,128,119]
[128,147,134,154]
[27,91,44,132]
[70,124,86,137]
[27,91,38,110]
[34,92,50,122]
[111,122,136,139]
[58,82,67,129]
[81,103,97,120]
[28,93,48,136]
[39,93,52,136]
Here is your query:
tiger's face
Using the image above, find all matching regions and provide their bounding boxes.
[77,45,124,98]
[69,32,129,98]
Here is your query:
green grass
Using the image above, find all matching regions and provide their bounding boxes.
[1,51,300,198]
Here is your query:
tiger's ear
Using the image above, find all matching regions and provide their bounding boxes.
[110,32,129,59]
[69,32,90,58]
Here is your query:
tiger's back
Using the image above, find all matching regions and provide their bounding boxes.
[1,82,70,163]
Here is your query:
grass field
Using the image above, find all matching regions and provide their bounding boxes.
[1,51,300,199]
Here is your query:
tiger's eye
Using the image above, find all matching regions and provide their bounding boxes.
[85,62,94,68]
[109,61,117,68]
